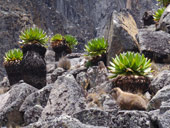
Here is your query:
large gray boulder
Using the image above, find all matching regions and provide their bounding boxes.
[149,100,170,128]
[66,53,86,69]
[86,65,109,88]
[74,109,154,128]
[104,10,139,65]
[22,105,43,126]
[157,5,170,34]
[24,114,107,128]
[158,110,170,128]
[76,62,111,91]
[148,85,170,110]
[111,111,152,128]
[0,82,37,127]
[73,109,112,127]
[138,29,170,63]
[20,84,52,125]
[149,70,170,94]
[41,74,86,120]
[50,68,65,83]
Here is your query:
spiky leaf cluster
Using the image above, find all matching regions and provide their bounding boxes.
[108,52,152,78]
[153,7,166,22]
[157,0,170,7]
[19,27,49,46]
[51,34,63,42]
[85,37,107,57]
[64,35,78,49]
[4,49,23,62]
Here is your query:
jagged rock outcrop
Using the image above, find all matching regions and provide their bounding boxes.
[149,100,170,128]
[111,111,152,128]
[157,5,170,34]
[73,109,112,127]
[0,53,170,127]
[24,114,107,128]
[0,82,37,127]
[19,84,52,124]
[41,74,86,120]
[158,110,170,128]
[23,105,43,125]
[138,29,170,63]
[104,10,139,65]
[149,70,170,94]
[148,85,170,110]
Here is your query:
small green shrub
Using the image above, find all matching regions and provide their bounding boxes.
[64,35,78,49]
[4,49,23,62]
[51,34,63,42]
[153,7,166,22]
[85,37,107,57]
[108,52,153,78]
[19,27,49,46]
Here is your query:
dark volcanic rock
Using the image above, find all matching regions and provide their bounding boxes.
[138,29,170,63]
[142,11,155,26]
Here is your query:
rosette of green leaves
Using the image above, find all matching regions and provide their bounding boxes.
[85,37,107,57]
[153,7,166,22]
[19,27,49,46]
[64,35,78,49]
[157,0,170,7]
[108,52,153,78]
[51,34,63,42]
[4,49,23,62]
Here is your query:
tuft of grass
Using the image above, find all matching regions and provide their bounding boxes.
[57,57,71,70]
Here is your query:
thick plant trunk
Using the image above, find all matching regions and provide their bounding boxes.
[51,40,71,61]
[21,44,46,89]
[4,61,22,85]
[88,53,107,67]
[113,75,150,93]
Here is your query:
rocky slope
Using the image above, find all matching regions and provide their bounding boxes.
[0,0,158,80]
[1,1,170,128]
